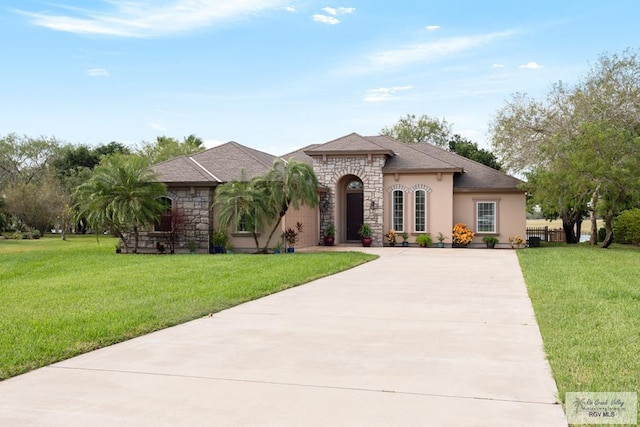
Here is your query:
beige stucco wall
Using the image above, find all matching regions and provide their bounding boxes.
[282,204,319,248]
[452,192,526,246]
[382,172,455,245]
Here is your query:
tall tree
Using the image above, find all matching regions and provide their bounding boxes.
[381,114,452,146]
[75,155,167,253]
[490,50,640,246]
[447,134,503,170]
[4,172,68,235]
[140,134,205,164]
[0,134,60,189]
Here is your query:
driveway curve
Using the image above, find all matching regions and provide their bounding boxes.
[0,248,567,426]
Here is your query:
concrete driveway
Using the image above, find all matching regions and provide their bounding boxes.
[0,248,567,426]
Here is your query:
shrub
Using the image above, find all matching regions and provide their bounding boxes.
[31,230,42,239]
[613,209,640,245]
[597,227,607,243]
[21,232,30,240]
[452,223,474,246]
[415,234,432,247]
[12,231,23,240]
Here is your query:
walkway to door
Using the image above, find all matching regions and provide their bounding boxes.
[0,248,567,426]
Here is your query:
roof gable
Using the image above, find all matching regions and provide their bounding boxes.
[304,132,394,156]
[152,141,277,184]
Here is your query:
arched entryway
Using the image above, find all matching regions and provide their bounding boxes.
[338,175,364,242]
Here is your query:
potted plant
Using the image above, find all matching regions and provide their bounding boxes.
[187,240,198,254]
[436,232,447,248]
[358,223,372,247]
[384,229,398,246]
[323,223,335,246]
[482,236,499,249]
[212,228,228,254]
[283,222,303,252]
[452,223,474,248]
[273,240,284,254]
[416,233,432,248]
[401,232,409,247]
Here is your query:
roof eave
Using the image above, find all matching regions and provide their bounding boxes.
[383,167,463,174]
[453,187,525,193]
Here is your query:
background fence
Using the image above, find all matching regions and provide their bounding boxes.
[526,226,566,243]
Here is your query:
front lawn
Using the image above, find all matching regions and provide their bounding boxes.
[518,244,640,419]
[0,236,376,380]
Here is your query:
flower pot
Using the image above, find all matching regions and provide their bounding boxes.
[214,245,224,254]
[486,242,496,249]
[402,241,409,247]
[361,237,372,247]
[323,236,335,246]
[287,247,295,253]
[437,242,444,248]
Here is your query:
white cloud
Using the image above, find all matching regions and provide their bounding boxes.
[313,6,354,24]
[284,6,296,12]
[425,25,440,31]
[87,68,109,77]
[360,31,513,72]
[491,63,505,68]
[322,7,355,15]
[364,85,412,102]
[313,14,340,25]
[519,61,543,69]
[14,0,290,38]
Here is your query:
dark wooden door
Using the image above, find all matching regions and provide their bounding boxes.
[346,193,363,241]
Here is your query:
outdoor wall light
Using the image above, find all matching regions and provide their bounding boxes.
[370,200,376,209]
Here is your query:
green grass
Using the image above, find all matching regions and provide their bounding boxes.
[0,236,377,380]
[518,244,640,420]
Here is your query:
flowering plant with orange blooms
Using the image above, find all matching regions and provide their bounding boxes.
[385,229,398,245]
[508,235,525,249]
[452,223,474,246]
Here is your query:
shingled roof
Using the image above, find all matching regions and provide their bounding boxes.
[153,141,277,185]
[297,133,523,192]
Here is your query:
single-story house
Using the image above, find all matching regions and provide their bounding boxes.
[129,132,525,252]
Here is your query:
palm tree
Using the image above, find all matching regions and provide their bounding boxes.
[214,172,271,253]
[75,155,166,253]
[260,158,319,253]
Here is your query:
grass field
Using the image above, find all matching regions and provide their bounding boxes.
[518,244,640,420]
[0,236,376,380]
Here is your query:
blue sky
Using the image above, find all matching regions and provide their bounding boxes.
[2,1,639,155]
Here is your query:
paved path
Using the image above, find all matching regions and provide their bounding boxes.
[0,248,567,426]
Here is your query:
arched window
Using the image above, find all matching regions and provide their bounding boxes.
[415,190,426,232]
[154,197,173,232]
[392,190,404,231]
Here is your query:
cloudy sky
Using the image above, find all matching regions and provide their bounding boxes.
[1,1,638,154]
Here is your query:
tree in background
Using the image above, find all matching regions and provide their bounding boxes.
[75,155,167,253]
[490,49,640,246]
[381,114,452,147]
[139,134,205,164]
[380,115,504,170]
[0,134,60,188]
[4,171,68,235]
[447,134,503,171]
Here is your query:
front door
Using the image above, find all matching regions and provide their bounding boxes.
[346,193,363,241]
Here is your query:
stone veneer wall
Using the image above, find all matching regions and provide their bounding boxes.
[123,186,214,254]
[313,155,386,247]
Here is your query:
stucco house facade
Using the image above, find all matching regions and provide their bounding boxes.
[132,132,525,253]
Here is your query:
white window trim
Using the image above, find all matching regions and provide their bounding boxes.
[414,189,427,233]
[475,200,498,234]
[392,189,404,232]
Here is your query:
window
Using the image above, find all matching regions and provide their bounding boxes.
[476,202,496,233]
[415,190,426,232]
[392,190,404,231]
[154,197,172,232]
[237,213,249,233]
